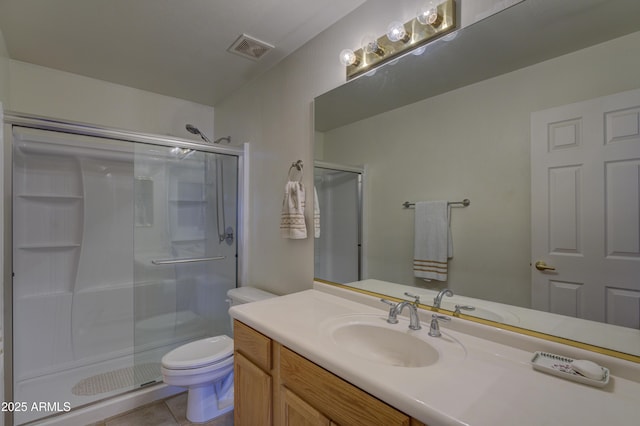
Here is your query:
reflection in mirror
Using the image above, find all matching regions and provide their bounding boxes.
[314,0,640,358]
[314,162,363,283]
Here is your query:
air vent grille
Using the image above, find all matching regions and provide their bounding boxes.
[227,34,274,61]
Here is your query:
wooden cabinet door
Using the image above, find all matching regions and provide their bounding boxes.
[234,351,272,426]
[280,346,410,426]
[281,387,331,426]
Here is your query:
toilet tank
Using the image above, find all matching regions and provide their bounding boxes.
[227,287,277,334]
[227,287,277,307]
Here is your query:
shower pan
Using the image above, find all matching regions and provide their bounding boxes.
[5,116,242,425]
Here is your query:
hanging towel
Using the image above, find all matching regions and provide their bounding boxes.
[280,181,307,239]
[313,186,320,238]
[413,201,453,281]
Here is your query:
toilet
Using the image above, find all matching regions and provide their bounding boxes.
[161,286,276,423]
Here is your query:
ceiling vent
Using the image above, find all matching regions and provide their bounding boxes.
[227,34,274,61]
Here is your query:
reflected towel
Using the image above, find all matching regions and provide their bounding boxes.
[413,201,452,281]
[280,181,307,239]
[314,186,320,238]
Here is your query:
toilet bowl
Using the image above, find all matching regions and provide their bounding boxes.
[161,335,234,423]
[161,286,276,423]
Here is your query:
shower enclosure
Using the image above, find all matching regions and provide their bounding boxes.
[314,162,363,284]
[5,115,241,425]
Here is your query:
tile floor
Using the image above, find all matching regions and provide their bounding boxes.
[88,393,233,426]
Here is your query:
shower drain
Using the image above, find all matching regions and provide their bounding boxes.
[71,363,161,396]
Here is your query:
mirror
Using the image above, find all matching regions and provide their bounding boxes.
[314,0,640,358]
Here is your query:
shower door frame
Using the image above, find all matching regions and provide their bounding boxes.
[2,111,246,426]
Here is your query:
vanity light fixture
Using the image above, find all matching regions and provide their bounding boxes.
[340,0,456,80]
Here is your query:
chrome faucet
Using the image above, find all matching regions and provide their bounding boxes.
[433,288,453,309]
[380,292,422,330]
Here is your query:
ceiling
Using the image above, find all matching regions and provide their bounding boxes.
[0,0,365,106]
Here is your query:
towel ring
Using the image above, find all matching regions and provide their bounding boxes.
[288,160,304,182]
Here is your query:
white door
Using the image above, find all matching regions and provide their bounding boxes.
[531,89,640,328]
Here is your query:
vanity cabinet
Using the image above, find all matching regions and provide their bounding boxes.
[233,320,426,426]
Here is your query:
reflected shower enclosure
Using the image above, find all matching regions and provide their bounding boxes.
[9,125,238,424]
[314,164,362,284]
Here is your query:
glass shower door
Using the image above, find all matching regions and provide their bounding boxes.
[133,144,238,386]
[10,124,239,424]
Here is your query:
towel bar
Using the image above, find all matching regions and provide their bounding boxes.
[151,256,226,265]
[403,199,470,208]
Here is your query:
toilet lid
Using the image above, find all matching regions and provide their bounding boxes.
[161,335,234,370]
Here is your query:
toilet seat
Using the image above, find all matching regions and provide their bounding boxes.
[161,355,233,379]
[162,335,233,370]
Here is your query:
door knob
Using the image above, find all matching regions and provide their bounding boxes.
[535,261,556,271]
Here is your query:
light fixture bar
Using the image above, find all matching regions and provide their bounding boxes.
[345,0,456,80]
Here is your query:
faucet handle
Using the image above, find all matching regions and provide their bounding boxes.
[454,304,476,315]
[432,314,450,322]
[428,314,450,337]
[404,292,420,305]
[380,299,399,324]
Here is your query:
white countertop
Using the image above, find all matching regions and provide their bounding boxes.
[229,288,640,426]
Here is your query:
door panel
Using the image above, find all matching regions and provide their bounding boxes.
[531,89,640,327]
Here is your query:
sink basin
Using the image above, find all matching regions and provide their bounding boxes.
[320,314,466,368]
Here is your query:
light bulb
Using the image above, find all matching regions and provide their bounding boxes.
[386,21,410,43]
[417,1,443,27]
[361,35,384,57]
[339,49,359,66]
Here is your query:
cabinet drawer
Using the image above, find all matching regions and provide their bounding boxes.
[280,346,410,426]
[234,320,272,371]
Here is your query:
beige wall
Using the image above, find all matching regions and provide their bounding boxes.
[8,60,214,139]
[321,31,640,307]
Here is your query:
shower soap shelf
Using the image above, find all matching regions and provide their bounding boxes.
[530,351,609,388]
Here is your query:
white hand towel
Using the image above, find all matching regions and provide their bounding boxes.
[280,181,307,239]
[313,186,320,238]
[413,201,453,281]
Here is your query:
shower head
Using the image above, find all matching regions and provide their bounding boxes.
[185,124,212,144]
